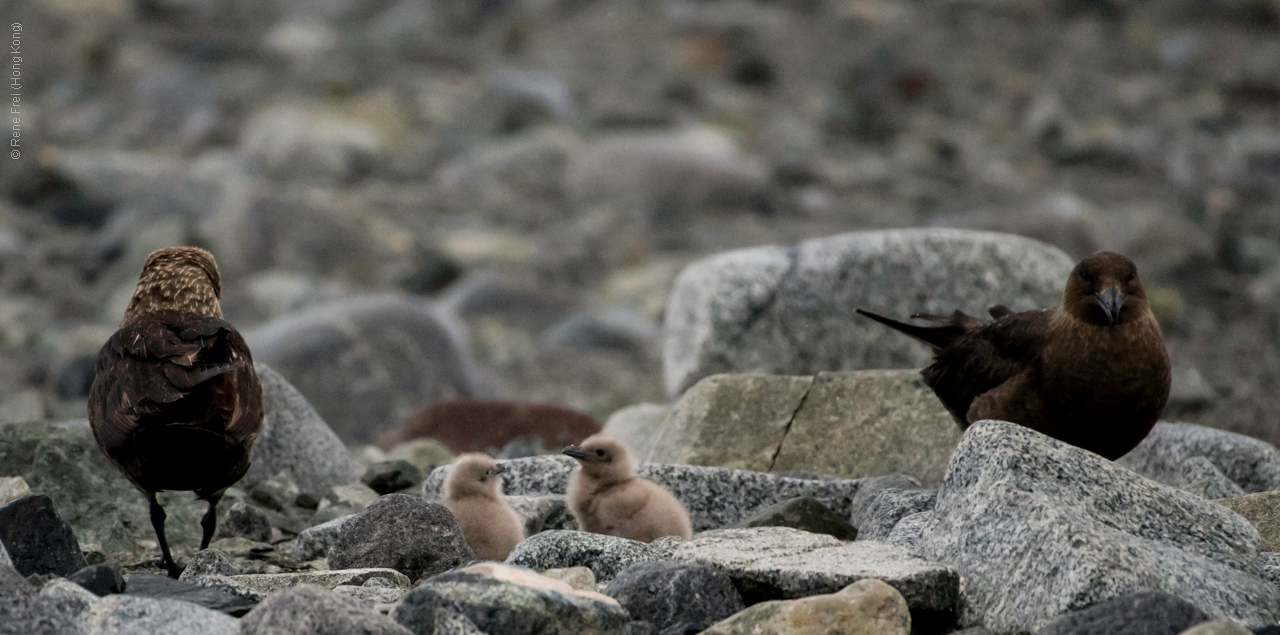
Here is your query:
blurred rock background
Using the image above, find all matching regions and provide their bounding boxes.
[2,0,1280,444]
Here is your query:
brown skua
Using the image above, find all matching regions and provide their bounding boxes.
[857,250,1171,460]
[443,453,525,561]
[563,435,692,542]
[88,247,263,577]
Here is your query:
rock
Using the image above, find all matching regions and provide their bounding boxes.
[244,365,364,497]
[328,494,474,581]
[670,528,957,615]
[1180,621,1253,635]
[1173,457,1246,500]
[600,403,668,461]
[384,439,455,474]
[78,594,240,635]
[506,495,578,535]
[540,567,595,591]
[848,474,925,530]
[604,561,744,632]
[178,550,241,581]
[66,563,125,596]
[241,105,383,184]
[248,471,302,512]
[230,568,411,594]
[362,461,424,495]
[182,574,266,605]
[0,421,208,563]
[392,562,638,635]
[38,578,98,612]
[291,515,352,561]
[0,477,30,507]
[1218,492,1280,552]
[917,421,1280,631]
[663,229,1075,397]
[124,573,257,617]
[1119,422,1280,494]
[216,502,272,543]
[727,497,859,541]
[0,541,8,571]
[379,400,600,455]
[0,591,90,635]
[505,530,666,583]
[700,578,912,635]
[857,489,937,541]
[1036,591,1211,635]
[425,455,872,531]
[0,494,88,576]
[240,585,412,635]
[0,560,31,597]
[245,295,483,446]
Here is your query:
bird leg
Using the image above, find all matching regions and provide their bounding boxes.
[147,494,182,578]
[199,494,222,551]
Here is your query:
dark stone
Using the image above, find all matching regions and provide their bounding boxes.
[399,251,463,296]
[604,562,744,632]
[125,572,257,617]
[241,585,411,635]
[295,493,321,510]
[66,562,125,596]
[362,461,424,495]
[217,502,272,543]
[1037,591,1212,635]
[328,494,474,581]
[727,497,858,541]
[857,489,937,541]
[0,494,88,576]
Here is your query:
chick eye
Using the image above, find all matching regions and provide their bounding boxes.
[595,449,606,457]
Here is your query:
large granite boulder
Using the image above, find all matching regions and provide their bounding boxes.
[245,295,485,445]
[504,530,669,583]
[240,585,412,635]
[424,455,873,530]
[1119,421,1280,495]
[243,364,363,496]
[663,229,1075,397]
[638,370,959,485]
[915,420,1280,631]
[604,561,745,633]
[328,494,474,581]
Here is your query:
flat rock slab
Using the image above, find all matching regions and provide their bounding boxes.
[80,594,241,635]
[669,527,957,613]
[918,420,1280,631]
[662,229,1074,397]
[125,573,257,617]
[230,568,412,594]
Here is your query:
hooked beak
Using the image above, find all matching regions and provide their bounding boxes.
[562,445,588,460]
[1095,286,1124,326]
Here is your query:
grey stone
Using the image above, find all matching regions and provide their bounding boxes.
[663,229,1075,397]
[1119,422,1280,494]
[0,538,9,570]
[384,439,455,474]
[726,497,858,541]
[66,563,125,596]
[38,578,98,613]
[328,494,474,581]
[332,583,405,614]
[240,585,412,635]
[292,515,353,561]
[243,364,364,497]
[857,489,936,541]
[1035,591,1211,635]
[917,420,1280,631]
[848,474,923,530]
[245,295,484,445]
[178,549,241,581]
[1175,457,1245,499]
[230,568,411,594]
[0,592,89,635]
[506,495,578,535]
[669,528,957,612]
[604,561,744,632]
[78,594,240,635]
[392,569,636,635]
[885,511,931,550]
[0,494,88,576]
[0,560,31,597]
[247,471,301,512]
[183,574,266,605]
[216,502,271,543]
[240,105,383,184]
[0,477,30,507]
[698,578,913,635]
[600,403,669,463]
[124,573,257,617]
[429,609,488,634]
[1218,491,1280,552]
[362,460,424,495]
[1180,620,1253,635]
[505,530,666,582]
[427,455,870,531]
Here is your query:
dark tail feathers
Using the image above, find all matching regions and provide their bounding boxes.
[855,308,987,350]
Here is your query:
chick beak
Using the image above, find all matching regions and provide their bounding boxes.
[1095,286,1123,326]
[562,445,588,460]
[493,464,507,475]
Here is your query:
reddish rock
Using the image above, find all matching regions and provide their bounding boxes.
[380,400,601,454]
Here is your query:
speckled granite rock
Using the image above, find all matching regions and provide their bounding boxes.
[1035,591,1211,635]
[848,474,924,529]
[857,489,936,541]
[230,568,412,594]
[604,561,744,632]
[332,581,405,614]
[1119,422,1280,494]
[670,527,957,613]
[179,549,241,581]
[700,578,912,635]
[328,494,474,581]
[291,514,353,561]
[216,502,272,543]
[0,559,31,597]
[392,565,641,635]
[662,229,1075,397]
[1173,457,1246,499]
[918,420,1280,631]
[425,456,870,531]
[505,530,667,582]
[243,364,363,497]
[240,585,412,635]
[0,591,89,635]
[79,594,240,635]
